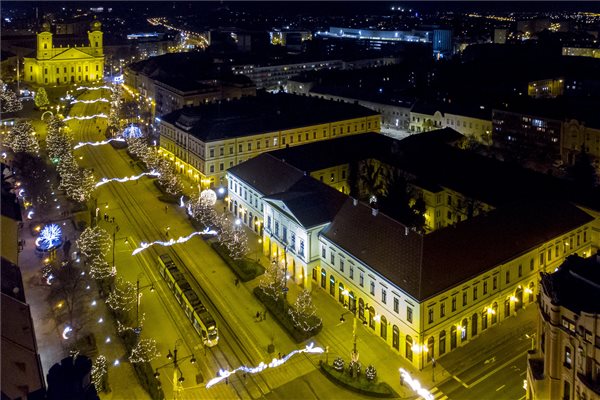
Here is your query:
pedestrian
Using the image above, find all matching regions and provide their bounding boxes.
[165,229,169,238]
[103,213,107,221]
[234,278,239,287]
[278,352,281,359]
[255,311,260,320]
[400,376,404,387]
[165,205,168,213]
[111,216,115,223]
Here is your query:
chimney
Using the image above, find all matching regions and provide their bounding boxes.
[352,198,358,206]
[372,207,378,216]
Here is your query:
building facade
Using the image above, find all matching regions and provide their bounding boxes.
[158,93,381,188]
[23,21,104,86]
[526,254,600,400]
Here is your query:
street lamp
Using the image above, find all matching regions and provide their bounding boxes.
[153,339,197,399]
[257,238,262,262]
[135,275,155,334]
[340,305,366,364]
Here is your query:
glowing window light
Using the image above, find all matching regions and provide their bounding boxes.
[35,224,62,251]
[399,368,433,400]
[206,343,323,388]
[132,228,217,255]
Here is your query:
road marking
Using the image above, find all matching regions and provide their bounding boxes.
[453,375,469,388]
[496,384,506,391]
[460,352,525,389]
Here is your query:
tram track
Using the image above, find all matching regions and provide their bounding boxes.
[70,89,274,399]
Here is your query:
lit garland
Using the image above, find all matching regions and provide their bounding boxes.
[129,339,161,363]
[95,170,160,188]
[206,343,324,388]
[63,113,108,121]
[89,255,116,280]
[288,289,322,333]
[75,85,112,91]
[77,226,111,259]
[122,124,142,139]
[132,228,218,255]
[70,98,110,104]
[399,368,433,400]
[116,314,145,334]
[73,138,125,149]
[4,120,39,154]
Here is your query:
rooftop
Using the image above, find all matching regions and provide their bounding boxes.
[322,199,593,301]
[227,153,304,196]
[159,92,379,141]
[540,253,600,314]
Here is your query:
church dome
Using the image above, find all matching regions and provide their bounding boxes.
[90,20,102,31]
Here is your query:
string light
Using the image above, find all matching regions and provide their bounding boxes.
[129,339,161,363]
[132,228,217,255]
[75,85,112,91]
[74,138,125,149]
[95,170,160,188]
[206,343,324,388]
[399,368,433,400]
[63,113,108,121]
[70,98,110,104]
[62,326,73,339]
[35,224,63,250]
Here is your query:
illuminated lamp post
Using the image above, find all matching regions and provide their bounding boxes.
[135,275,155,334]
[153,339,196,400]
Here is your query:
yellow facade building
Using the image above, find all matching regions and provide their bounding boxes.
[158,93,381,188]
[23,21,104,86]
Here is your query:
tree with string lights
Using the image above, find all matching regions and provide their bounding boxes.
[4,120,39,154]
[258,258,286,302]
[188,193,218,228]
[288,289,322,333]
[0,80,23,113]
[129,338,161,363]
[126,137,148,159]
[34,87,49,109]
[88,255,115,280]
[106,276,136,313]
[156,158,182,196]
[46,116,72,163]
[91,355,110,393]
[217,218,249,260]
[76,226,111,260]
[60,166,96,203]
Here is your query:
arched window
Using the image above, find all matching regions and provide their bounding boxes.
[349,291,356,314]
[492,302,498,324]
[439,331,446,355]
[368,306,375,330]
[380,316,387,340]
[471,313,478,337]
[482,310,488,331]
[320,269,326,289]
[529,282,535,303]
[427,336,435,362]
[338,282,345,303]
[406,335,413,361]
[450,326,457,349]
[329,275,335,296]
[504,298,511,318]
[358,298,366,321]
[392,325,400,350]
[461,318,468,342]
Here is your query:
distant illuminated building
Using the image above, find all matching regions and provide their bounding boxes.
[526,253,600,400]
[23,21,105,86]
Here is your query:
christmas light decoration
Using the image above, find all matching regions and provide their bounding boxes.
[179,196,185,208]
[132,228,217,255]
[122,124,142,139]
[34,87,50,109]
[288,289,322,333]
[399,368,433,400]
[200,189,217,206]
[75,85,112,91]
[91,355,108,392]
[70,98,110,104]
[95,170,160,188]
[62,326,73,339]
[89,255,116,280]
[365,365,377,381]
[73,138,125,149]
[77,226,111,259]
[35,224,63,251]
[4,121,39,154]
[333,357,345,372]
[129,339,161,363]
[63,113,108,121]
[106,277,136,312]
[206,343,324,389]
[0,80,23,113]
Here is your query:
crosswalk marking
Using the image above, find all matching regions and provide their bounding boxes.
[430,386,448,400]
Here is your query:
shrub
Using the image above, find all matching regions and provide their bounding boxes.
[333,357,345,372]
[365,364,377,381]
[253,286,322,343]
[320,361,396,398]
[211,242,264,282]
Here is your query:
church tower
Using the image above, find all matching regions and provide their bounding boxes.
[37,22,53,60]
[87,20,103,57]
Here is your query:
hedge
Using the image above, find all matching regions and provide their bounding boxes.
[210,242,264,282]
[319,361,397,398]
[253,286,322,343]
[120,330,165,400]
[152,180,180,204]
